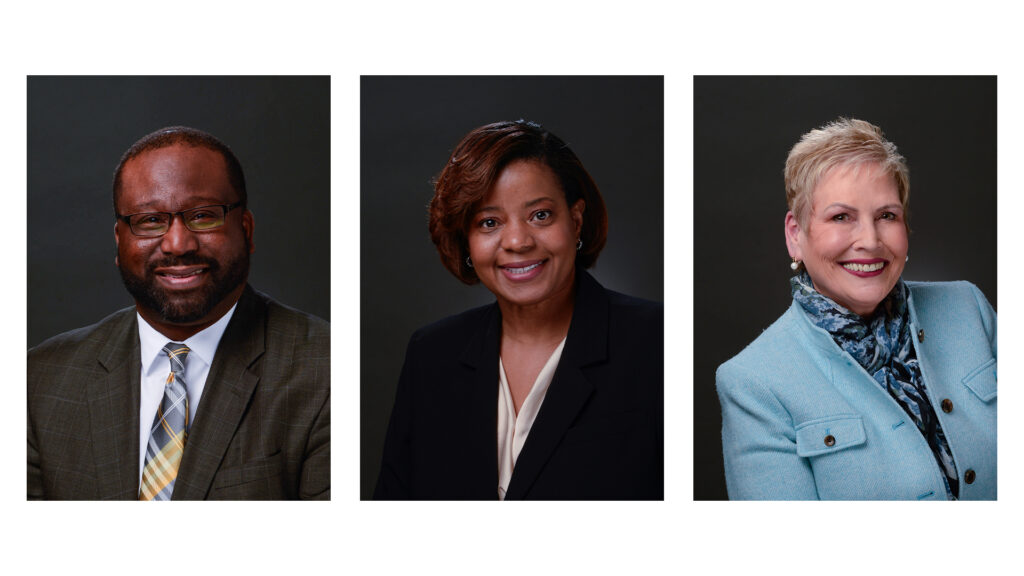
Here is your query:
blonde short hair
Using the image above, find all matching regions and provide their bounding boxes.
[785,118,910,227]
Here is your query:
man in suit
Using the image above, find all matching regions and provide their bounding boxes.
[27,126,330,500]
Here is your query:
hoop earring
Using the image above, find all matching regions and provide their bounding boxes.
[465,256,473,269]
[790,259,800,271]
[576,238,583,251]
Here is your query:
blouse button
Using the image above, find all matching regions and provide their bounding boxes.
[917,329,925,342]
[941,399,954,413]
[824,434,836,447]
[965,469,976,484]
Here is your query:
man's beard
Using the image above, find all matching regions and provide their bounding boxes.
[119,251,249,324]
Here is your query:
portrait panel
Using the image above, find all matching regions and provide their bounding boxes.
[693,76,996,500]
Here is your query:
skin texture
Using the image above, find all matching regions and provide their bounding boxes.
[468,160,584,318]
[114,144,255,341]
[467,160,584,412]
[785,162,908,317]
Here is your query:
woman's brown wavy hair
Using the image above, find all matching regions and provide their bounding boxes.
[429,120,608,284]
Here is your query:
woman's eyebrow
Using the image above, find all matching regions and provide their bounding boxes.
[822,202,855,212]
[821,202,903,212]
[476,196,556,214]
[523,196,556,208]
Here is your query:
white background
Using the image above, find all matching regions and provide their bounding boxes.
[3,1,1016,573]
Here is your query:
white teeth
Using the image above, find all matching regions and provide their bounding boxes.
[842,262,885,272]
[506,262,540,274]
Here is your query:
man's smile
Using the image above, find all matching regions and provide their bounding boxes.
[154,266,208,288]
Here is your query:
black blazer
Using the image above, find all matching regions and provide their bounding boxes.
[375,271,663,500]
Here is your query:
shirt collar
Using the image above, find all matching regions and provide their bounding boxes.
[138,303,239,377]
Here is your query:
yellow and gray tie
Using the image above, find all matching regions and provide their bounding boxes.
[139,343,190,501]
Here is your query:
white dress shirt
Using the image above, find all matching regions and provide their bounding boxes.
[496,337,566,500]
[137,304,237,484]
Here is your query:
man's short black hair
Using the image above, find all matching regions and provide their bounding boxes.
[112,126,247,213]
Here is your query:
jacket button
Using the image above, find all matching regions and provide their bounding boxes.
[941,399,953,413]
[917,329,925,342]
[965,469,976,484]
[824,434,836,447]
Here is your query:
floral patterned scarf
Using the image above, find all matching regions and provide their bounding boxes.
[791,271,959,499]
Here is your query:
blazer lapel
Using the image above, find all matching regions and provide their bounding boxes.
[92,312,143,500]
[505,271,608,500]
[173,286,265,500]
[790,300,916,421]
[457,305,502,499]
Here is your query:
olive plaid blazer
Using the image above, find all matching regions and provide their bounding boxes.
[27,285,330,500]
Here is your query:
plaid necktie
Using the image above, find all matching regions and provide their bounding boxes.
[139,342,191,501]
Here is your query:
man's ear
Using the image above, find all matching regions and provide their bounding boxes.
[242,210,255,254]
[113,221,121,266]
[784,210,804,262]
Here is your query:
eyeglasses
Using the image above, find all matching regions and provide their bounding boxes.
[116,201,244,237]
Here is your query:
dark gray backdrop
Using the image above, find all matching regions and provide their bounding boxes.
[361,76,664,499]
[27,76,330,349]
[693,76,997,500]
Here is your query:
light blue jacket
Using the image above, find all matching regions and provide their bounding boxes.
[717,281,997,500]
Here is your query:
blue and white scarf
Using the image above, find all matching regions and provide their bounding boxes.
[791,271,959,499]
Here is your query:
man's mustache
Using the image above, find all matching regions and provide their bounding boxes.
[147,255,220,272]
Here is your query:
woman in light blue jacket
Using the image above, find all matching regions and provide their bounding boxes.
[717,119,996,500]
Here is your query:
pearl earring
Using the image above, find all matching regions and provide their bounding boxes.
[790,259,800,271]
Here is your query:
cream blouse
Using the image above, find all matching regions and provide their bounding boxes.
[496,337,566,500]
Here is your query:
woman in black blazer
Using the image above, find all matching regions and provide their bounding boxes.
[375,120,663,500]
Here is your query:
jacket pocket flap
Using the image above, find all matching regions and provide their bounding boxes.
[212,451,283,489]
[795,415,866,458]
[962,358,997,402]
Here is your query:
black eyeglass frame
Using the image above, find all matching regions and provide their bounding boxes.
[115,201,245,237]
